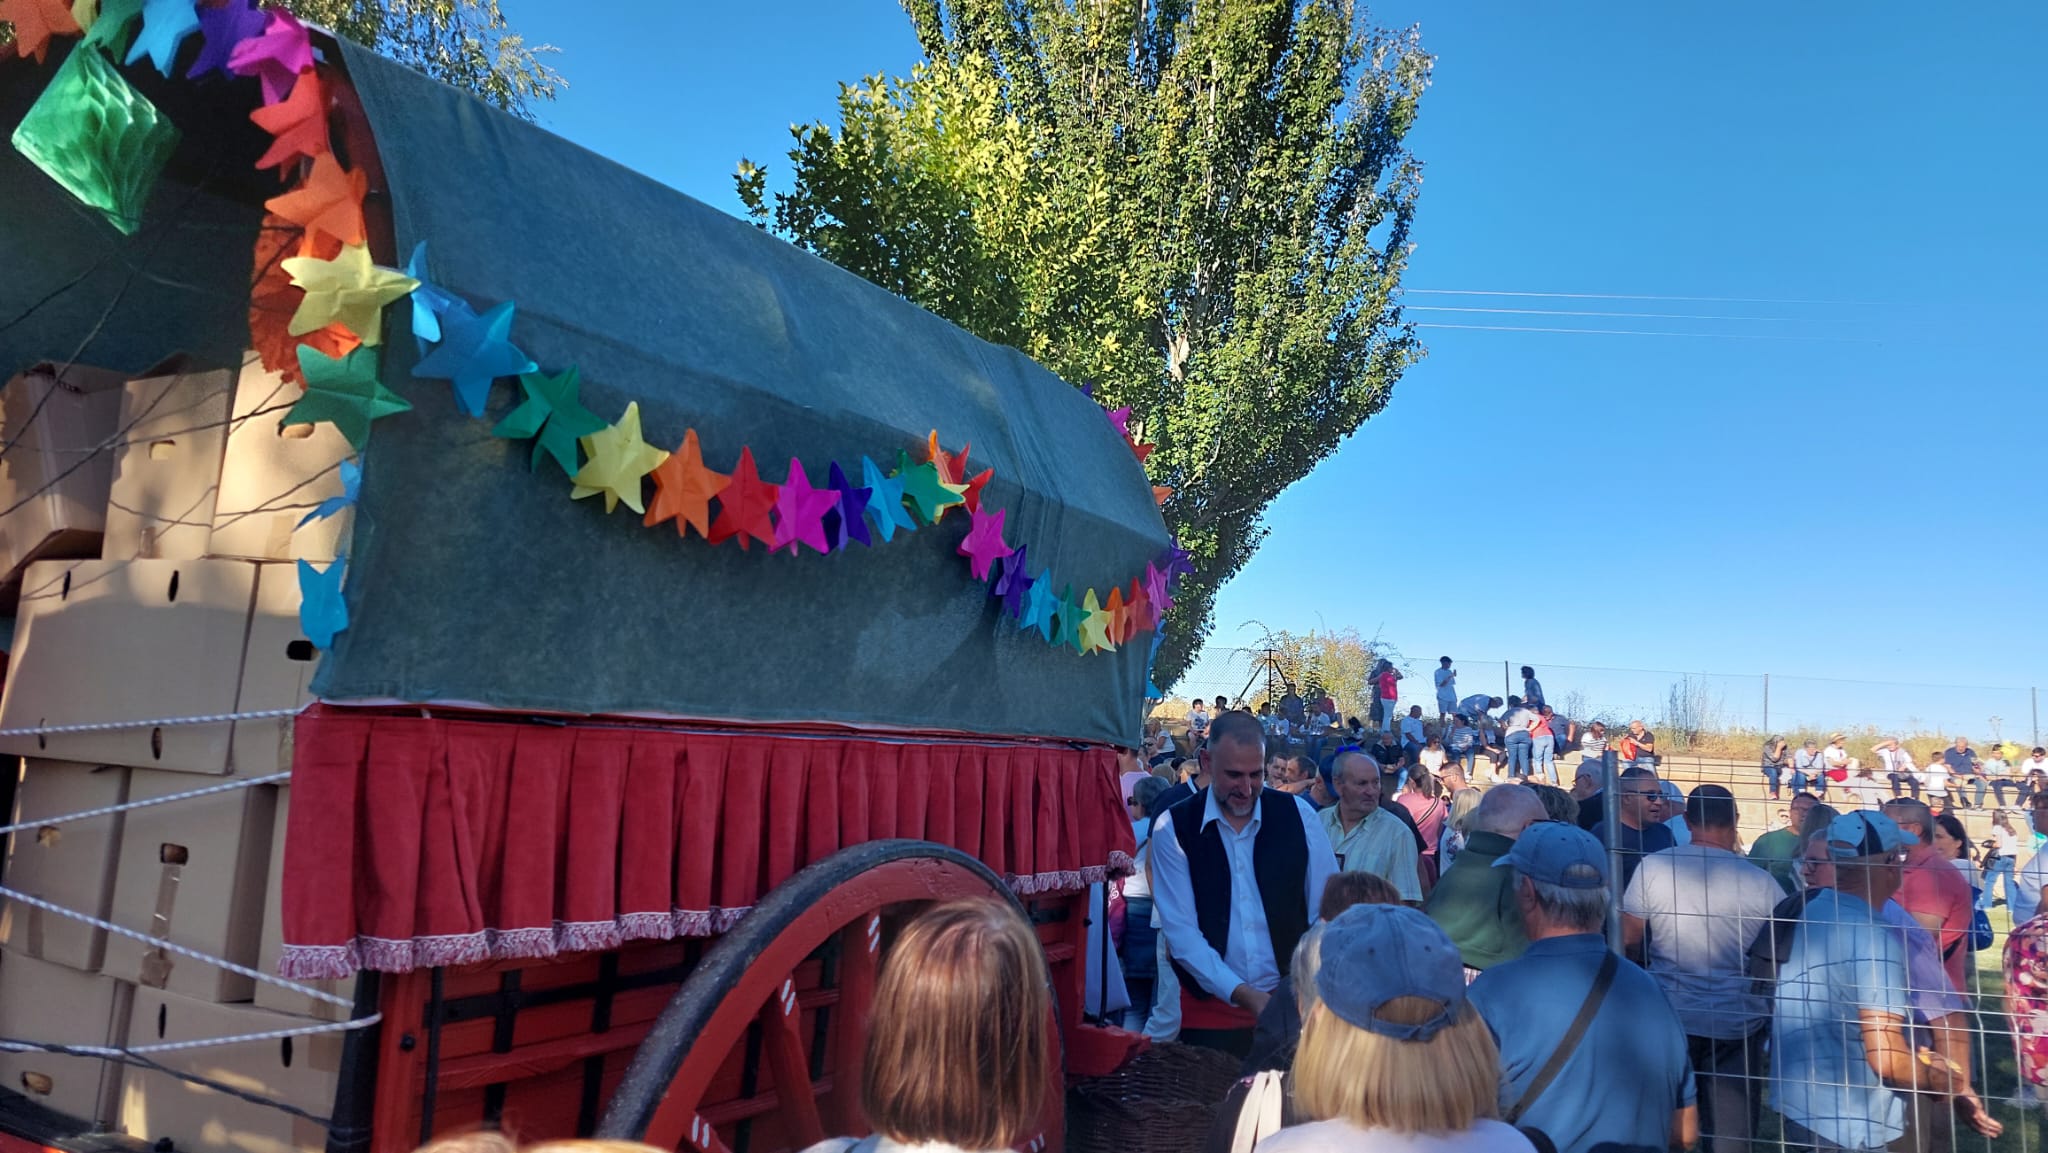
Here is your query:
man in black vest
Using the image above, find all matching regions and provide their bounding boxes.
[1149,709,1338,1057]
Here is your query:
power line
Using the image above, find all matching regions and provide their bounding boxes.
[1410,322,1879,343]
[1404,305,1873,324]
[1405,288,1879,306]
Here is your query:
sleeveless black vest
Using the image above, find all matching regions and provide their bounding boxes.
[1167,787,1311,999]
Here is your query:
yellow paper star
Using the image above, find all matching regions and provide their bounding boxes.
[571,401,669,514]
[1079,588,1116,653]
[71,0,96,30]
[281,244,420,347]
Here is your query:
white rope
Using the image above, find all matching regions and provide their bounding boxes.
[0,705,308,739]
[0,770,291,837]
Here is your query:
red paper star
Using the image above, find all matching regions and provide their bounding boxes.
[1129,438,1155,465]
[0,0,81,63]
[960,466,993,513]
[770,458,839,555]
[1127,578,1154,634]
[707,447,778,550]
[249,67,330,171]
[264,153,366,249]
[644,428,729,539]
[956,506,1013,582]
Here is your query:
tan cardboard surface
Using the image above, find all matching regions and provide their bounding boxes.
[0,364,125,584]
[0,759,130,971]
[209,363,351,563]
[103,771,276,1003]
[104,368,232,561]
[120,986,340,1153]
[0,558,256,773]
[231,563,318,778]
[0,950,131,1125]
[251,787,348,1020]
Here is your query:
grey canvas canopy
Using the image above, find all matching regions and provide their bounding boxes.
[0,39,1171,747]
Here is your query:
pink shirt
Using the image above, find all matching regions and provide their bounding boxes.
[1378,671,1399,700]
[1896,844,1974,991]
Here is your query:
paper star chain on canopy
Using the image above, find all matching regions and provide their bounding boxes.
[186,0,262,77]
[861,455,915,543]
[822,460,872,550]
[493,365,605,477]
[125,0,199,77]
[992,543,1032,619]
[263,153,366,249]
[570,401,668,515]
[297,559,348,650]
[896,452,966,526]
[0,0,82,63]
[249,66,329,171]
[643,428,728,539]
[286,345,412,452]
[296,458,361,528]
[706,446,778,550]
[402,242,461,351]
[957,505,1012,582]
[1079,588,1115,653]
[771,458,839,556]
[226,7,313,104]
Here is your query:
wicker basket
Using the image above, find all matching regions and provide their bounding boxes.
[1067,1042,1246,1153]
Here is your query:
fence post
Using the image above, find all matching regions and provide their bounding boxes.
[1762,673,1769,735]
[1503,661,1511,699]
[1604,750,1622,950]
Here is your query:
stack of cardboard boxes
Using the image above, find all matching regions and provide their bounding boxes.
[0,358,354,1152]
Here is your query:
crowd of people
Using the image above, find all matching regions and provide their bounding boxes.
[1101,664,2048,1153]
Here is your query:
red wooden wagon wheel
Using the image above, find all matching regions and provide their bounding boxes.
[597,839,1064,1153]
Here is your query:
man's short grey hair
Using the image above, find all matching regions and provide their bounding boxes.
[1470,784,1546,837]
[1333,749,1381,780]
[1522,872,1609,933]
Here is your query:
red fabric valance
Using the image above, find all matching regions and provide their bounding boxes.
[278,708,1137,978]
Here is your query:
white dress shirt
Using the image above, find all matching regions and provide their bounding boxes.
[1148,789,1337,1000]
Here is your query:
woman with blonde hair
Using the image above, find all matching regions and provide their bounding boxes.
[1257,904,1533,1153]
[802,898,1050,1153]
[1439,788,1483,873]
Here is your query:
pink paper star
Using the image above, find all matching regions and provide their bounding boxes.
[771,458,839,555]
[1142,562,1172,619]
[227,9,314,104]
[1106,406,1132,436]
[957,505,1014,582]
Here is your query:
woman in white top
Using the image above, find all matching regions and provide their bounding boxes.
[1254,905,1533,1153]
[1985,812,2021,911]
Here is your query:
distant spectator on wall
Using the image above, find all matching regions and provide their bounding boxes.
[1435,657,1458,724]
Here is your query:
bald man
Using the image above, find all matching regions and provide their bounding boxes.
[1424,784,1548,977]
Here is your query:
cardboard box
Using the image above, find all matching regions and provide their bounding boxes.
[0,950,132,1125]
[120,987,340,1153]
[209,364,351,564]
[229,563,318,779]
[103,770,276,1003]
[0,363,125,585]
[0,759,130,971]
[251,787,350,1021]
[0,558,257,773]
[103,367,232,561]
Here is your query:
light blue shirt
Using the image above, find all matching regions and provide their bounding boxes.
[1470,935,1694,1153]
[1148,789,1337,1000]
[1770,889,1911,1151]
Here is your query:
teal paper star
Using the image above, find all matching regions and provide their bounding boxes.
[492,366,606,477]
[861,454,915,542]
[82,0,146,54]
[125,0,200,77]
[287,345,412,451]
[1053,585,1086,652]
[894,449,966,525]
[1019,569,1058,642]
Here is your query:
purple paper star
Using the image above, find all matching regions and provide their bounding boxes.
[1106,405,1132,436]
[1142,561,1170,612]
[227,9,314,104]
[992,544,1033,619]
[957,506,1013,582]
[822,460,873,550]
[1160,542,1194,583]
[771,459,839,555]
[187,0,265,78]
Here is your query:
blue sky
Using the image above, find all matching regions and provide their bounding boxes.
[497,2,2048,733]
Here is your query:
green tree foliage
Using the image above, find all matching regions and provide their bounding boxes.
[1247,626,1384,722]
[737,0,1430,688]
[2,1,561,119]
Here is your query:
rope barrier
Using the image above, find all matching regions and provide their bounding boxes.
[0,704,308,739]
[0,770,291,838]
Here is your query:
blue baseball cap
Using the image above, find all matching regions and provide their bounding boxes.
[1826,810,1919,860]
[1493,821,1608,889]
[1313,904,1467,1041]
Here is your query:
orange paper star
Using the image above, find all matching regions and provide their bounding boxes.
[1105,586,1129,645]
[644,428,730,539]
[1153,485,1174,506]
[248,214,355,386]
[249,66,329,171]
[264,154,366,249]
[1,0,83,63]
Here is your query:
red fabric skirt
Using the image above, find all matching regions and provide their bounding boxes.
[278,707,1136,978]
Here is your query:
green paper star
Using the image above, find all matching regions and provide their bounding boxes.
[1053,586,1086,653]
[492,366,606,477]
[894,449,966,525]
[287,345,413,451]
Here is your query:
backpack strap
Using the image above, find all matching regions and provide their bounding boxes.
[1504,950,1620,1125]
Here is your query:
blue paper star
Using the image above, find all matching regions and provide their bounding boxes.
[297,559,349,650]
[992,543,1032,619]
[403,242,461,352]
[1145,631,1167,699]
[296,458,362,528]
[823,460,873,550]
[185,0,264,78]
[860,455,915,543]
[126,0,201,76]
[411,298,536,417]
[1019,569,1058,642]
